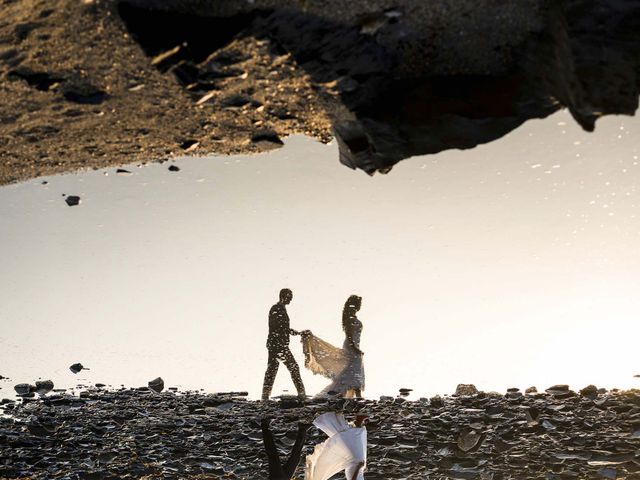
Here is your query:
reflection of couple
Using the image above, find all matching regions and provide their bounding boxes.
[261,288,365,400]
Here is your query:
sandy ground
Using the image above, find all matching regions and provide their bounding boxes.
[0,0,333,185]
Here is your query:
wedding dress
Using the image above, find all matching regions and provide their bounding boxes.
[301,318,364,397]
[305,412,367,480]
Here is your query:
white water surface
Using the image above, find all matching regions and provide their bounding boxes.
[1,109,639,400]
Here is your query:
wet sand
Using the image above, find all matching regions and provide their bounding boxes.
[1,386,639,479]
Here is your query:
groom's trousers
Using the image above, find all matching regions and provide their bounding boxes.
[262,422,308,479]
[262,347,306,400]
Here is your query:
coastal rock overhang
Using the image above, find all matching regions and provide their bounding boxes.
[120,0,640,174]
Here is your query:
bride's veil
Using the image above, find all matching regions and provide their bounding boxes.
[302,334,349,380]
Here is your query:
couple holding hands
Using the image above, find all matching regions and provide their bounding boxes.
[262,288,365,400]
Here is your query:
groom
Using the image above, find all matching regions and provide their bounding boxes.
[262,288,306,400]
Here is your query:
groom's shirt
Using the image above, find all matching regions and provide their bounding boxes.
[267,303,293,351]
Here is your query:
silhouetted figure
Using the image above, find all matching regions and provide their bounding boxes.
[262,288,306,400]
[261,417,310,480]
[302,295,365,398]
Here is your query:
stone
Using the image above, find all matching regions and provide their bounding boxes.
[455,384,478,396]
[525,386,538,394]
[546,384,569,392]
[116,168,132,175]
[65,195,81,206]
[579,384,598,398]
[598,468,617,479]
[14,383,34,395]
[168,165,180,172]
[148,377,164,393]
[251,130,283,147]
[69,363,86,373]
[457,428,485,452]
[35,380,54,395]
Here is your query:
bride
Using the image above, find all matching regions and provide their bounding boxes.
[301,295,365,398]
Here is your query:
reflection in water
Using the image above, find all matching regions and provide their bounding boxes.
[262,288,306,400]
[306,412,368,480]
[261,417,310,480]
[302,295,365,398]
[1,111,640,398]
[120,1,640,174]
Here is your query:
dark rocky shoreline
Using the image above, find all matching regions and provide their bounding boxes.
[1,386,639,479]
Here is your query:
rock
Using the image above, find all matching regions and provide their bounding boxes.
[580,384,599,398]
[546,384,569,392]
[35,380,54,395]
[14,383,34,395]
[525,386,538,394]
[455,384,478,396]
[148,377,164,393]
[61,80,107,104]
[457,428,485,452]
[505,390,523,399]
[69,363,87,373]
[64,195,81,206]
[168,165,180,172]
[179,139,199,151]
[430,395,444,408]
[116,168,132,175]
[598,468,617,479]
[251,130,283,147]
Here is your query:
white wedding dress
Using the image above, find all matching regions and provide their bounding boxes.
[302,318,365,397]
[305,412,367,480]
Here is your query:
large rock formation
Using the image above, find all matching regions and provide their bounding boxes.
[120,0,640,174]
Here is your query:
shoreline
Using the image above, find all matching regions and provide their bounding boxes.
[2,385,639,479]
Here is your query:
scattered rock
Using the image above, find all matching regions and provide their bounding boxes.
[457,428,485,452]
[580,384,599,399]
[148,377,164,393]
[525,386,538,394]
[179,139,199,151]
[35,380,54,395]
[14,383,35,396]
[251,130,283,147]
[455,384,478,396]
[69,363,87,374]
[61,80,107,104]
[0,388,639,478]
[116,168,132,176]
[168,164,180,172]
[64,195,81,206]
[599,468,617,479]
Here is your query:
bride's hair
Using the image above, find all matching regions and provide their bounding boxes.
[342,295,362,332]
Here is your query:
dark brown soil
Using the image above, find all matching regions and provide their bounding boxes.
[0,0,333,185]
